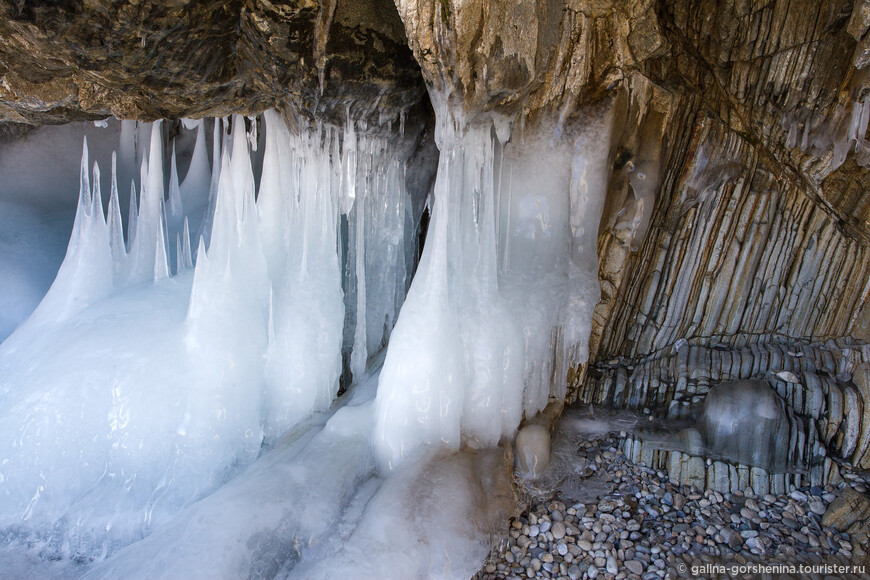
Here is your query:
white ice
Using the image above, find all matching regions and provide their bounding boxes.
[375,104,613,469]
[0,97,611,578]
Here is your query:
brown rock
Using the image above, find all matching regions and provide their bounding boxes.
[822,488,870,533]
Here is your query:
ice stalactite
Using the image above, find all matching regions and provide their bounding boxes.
[375,102,615,468]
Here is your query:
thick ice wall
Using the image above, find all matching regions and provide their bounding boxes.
[258,113,345,439]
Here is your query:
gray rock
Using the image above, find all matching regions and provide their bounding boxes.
[626,560,645,575]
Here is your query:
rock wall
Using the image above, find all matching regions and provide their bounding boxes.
[575,0,870,473]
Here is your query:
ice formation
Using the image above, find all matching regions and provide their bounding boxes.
[0,200,72,341]
[699,380,792,471]
[0,111,417,562]
[0,95,611,575]
[373,104,613,469]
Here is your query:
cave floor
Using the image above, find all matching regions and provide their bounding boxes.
[474,407,869,580]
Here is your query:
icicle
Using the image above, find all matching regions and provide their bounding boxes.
[247,116,258,152]
[340,119,357,214]
[199,119,223,248]
[119,119,137,174]
[168,141,183,224]
[181,120,212,225]
[786,122,798,149]
[127,180,138,253]
[848,102,862,142]
[107,153,126,276]
[182,217,193,269]
[350,187,367,380]
[859,100,870,144]
[176,234,184,275]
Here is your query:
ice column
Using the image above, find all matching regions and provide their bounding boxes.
[259,113,345,439]
[375,104,614,469]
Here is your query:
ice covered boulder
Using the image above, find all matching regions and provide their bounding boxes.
[698,379,792,472]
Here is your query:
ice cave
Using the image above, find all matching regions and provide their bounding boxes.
[0,0,869,579]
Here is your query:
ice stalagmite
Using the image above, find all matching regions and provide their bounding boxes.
[185,115,270,458]
[23,138,113,327]
[374,119,468,469]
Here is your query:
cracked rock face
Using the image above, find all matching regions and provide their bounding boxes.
[0,0,425,125]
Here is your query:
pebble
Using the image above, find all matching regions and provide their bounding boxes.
[808,501,826,515]
[474,430,870,580]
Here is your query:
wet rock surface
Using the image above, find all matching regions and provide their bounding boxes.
[476,410,870,579]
